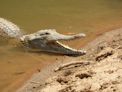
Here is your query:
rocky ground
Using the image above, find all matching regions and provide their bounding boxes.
[17,28,122,92]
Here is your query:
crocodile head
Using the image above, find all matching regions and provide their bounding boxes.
[20,29,86,56]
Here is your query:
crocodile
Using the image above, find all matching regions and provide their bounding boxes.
[0,18,86,56]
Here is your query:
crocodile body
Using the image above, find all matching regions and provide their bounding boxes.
[0,18,86,56]
[0,18,23,38]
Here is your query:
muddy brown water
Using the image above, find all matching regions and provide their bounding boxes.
[0,0,122,91]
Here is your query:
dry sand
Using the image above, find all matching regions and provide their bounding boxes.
[17,28,122,92]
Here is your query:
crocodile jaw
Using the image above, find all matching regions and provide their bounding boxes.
[52,41,86,56]
[21,38,86,56]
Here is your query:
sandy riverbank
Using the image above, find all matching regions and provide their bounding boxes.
[16,28,122,92]
[1,19,122,92]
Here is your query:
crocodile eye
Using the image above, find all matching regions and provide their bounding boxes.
[45,32,50,35]
[40,32,50,36]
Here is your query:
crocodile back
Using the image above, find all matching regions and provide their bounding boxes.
[0,18,23,39]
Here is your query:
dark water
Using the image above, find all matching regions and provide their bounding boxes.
[0,0,122,91]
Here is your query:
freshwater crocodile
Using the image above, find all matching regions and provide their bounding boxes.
[0,18,86,56]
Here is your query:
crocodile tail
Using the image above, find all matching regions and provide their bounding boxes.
[0,18,23,39]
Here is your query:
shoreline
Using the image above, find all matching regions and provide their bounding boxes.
[3,27,122,92]
[17,29,122,92]
[16,27,122,92]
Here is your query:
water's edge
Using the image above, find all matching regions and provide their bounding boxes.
[5,26,122,92]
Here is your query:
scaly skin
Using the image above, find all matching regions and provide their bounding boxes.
[0,18,86,56]
[0,18,23,38]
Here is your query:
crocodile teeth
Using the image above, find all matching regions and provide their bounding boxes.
[55,41,86,55]
[56,41,79,51]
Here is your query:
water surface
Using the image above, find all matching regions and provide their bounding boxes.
[0,0,122,91]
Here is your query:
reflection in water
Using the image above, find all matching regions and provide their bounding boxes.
[0,0,122,91]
